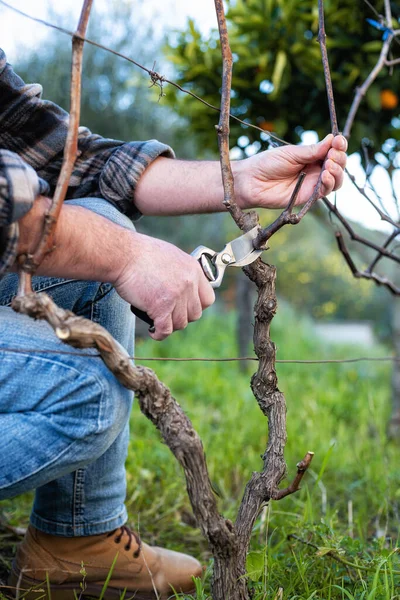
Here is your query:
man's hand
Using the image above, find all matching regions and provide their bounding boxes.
[15,202,215,341]
[114,233,215,341]
[235,134,348,210]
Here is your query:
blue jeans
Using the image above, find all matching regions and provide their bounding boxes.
[0,198,135,536]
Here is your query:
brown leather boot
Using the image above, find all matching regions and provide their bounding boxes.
[8,525,203,599]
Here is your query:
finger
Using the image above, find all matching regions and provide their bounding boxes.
[320,169,336,196]
[198,277,216,309]
[289,134,334,165]
[332,134,348,152]
[150,314,174,341]
[171,303,189,331]
[187,296,203,323]
[325,159,344,191]
[327,148,347,169]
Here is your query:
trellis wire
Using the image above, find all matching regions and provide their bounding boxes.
[0,346,396,364]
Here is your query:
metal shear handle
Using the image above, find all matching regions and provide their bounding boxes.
[191,246,234,288]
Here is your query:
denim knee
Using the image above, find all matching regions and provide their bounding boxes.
[0,308,133,499]
[0,372,132,500]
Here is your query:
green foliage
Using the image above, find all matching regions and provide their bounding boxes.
[164,0,400,154]
[246,549,266,581]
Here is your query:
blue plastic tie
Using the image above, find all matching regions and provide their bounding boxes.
[366,18,394,41]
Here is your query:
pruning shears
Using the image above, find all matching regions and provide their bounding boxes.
[131,225,263,332]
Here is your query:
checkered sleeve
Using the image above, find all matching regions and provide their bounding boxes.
[0,149,50,276]
[42,133,175,220]
[0,48,175,222]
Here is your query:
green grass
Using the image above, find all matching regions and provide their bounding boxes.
[2,303,400,599]
[127,305,399,598]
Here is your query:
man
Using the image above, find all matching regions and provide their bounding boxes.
[0,47,347,599]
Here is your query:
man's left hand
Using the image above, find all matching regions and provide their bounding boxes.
[236,133,347,210]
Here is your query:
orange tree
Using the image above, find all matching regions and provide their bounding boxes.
[164,0,400,154]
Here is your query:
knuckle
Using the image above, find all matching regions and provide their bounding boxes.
[162,325,173,336]
[186,277,196,292]
[327,148,336,161]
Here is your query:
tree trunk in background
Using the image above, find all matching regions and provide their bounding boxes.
[389,298,400,438]
[236,272,254,371]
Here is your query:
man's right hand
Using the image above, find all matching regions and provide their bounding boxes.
[15,202,215,341]
[114,232,215,341]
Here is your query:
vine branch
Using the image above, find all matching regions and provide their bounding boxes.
[23,0,93,274]
[343,24,400,138]
[317,0,339,136]
[213,0,257,232]
[11,292,236,554]
[323,197,400,265]
[335,232,400,295]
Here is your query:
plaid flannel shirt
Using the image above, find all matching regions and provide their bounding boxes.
[0,48,174,277]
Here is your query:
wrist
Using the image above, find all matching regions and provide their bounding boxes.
[110,228,147,288]
[32,204,140,286]
[232,159,251,210]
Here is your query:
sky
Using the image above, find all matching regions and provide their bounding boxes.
[0,0,218,62]
[0,0,397,233]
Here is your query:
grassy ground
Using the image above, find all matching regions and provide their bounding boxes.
[1,304,399,599]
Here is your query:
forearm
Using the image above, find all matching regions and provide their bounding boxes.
[14,196,216,342]
[134,135,348,216]
[16,199,132,284]
[134,156,247,216]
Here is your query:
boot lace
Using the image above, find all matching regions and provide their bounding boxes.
[107,525,142,558]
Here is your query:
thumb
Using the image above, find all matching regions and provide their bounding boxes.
[293,134,334,164]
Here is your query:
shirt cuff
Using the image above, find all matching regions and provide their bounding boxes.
[0,222,18,277]
[0,149,50,224]
[98,140,174,220]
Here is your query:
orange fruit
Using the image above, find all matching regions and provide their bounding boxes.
[380,89,398,110]
[259,120,275,131]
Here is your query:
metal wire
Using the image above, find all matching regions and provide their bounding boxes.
[0,346,397,364]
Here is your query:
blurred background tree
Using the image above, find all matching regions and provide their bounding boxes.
[164,0,400,154]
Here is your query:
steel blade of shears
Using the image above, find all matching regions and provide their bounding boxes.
[222,226,264,267]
